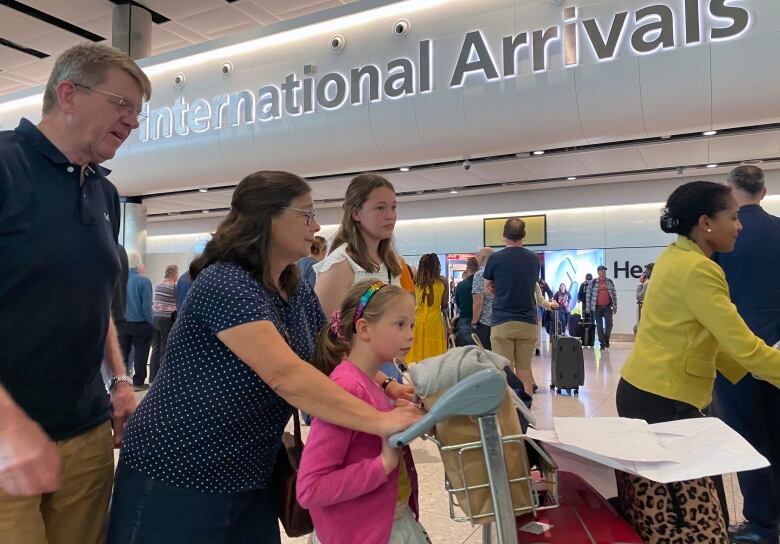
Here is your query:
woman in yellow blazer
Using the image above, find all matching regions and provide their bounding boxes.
[618,181,780,419]
[617,181,780,536]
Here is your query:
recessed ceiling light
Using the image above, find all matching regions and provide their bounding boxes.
[450,189,459,194]
[399,167,410,172]
[532,150,545,155]
[706,164,719,168]
[202,209,211,213]
[703,130,718,136]
[198,188,208,193]
[567,176,577,181]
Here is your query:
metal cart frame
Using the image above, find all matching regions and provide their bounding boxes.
[390,369,559,544]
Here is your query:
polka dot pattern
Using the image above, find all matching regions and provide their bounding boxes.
[120,261,325,493]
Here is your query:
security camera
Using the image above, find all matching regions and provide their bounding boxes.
[173,72,185,89]
[393,19,410,36]
[220,61,233,78]
[329,34,346,52]
[463,160,472,172]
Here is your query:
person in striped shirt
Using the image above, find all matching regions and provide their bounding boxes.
[150,265,179,383]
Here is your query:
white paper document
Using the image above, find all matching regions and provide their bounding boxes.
[553,416,679,462]
[529,417,769,484]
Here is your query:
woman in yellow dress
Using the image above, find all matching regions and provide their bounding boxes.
[407,253,448,363]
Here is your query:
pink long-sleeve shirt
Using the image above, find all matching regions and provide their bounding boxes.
[296,360,419,544]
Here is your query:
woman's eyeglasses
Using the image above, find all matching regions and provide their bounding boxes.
[282,207,317,227]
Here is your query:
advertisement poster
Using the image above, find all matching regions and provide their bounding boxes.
[544,249,605,311]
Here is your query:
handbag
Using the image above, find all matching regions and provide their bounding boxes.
[265,294,313,537]
[614,470,728,544]
[271,410,313,537]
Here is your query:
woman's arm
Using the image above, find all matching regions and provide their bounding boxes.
[686,261,780,387]
[217,321,420,436]
[314,260,354,316]
[440,278,449,312]
[535,284,556,310]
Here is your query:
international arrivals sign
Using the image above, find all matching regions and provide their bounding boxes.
[141,0,751,142]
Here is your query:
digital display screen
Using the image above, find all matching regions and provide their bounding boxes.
[543,249,605,311]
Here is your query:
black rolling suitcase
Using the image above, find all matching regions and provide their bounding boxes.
[550,310,585,396]
[581,312,595,348]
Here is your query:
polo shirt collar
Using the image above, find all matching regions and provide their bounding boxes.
[15,117,112,177]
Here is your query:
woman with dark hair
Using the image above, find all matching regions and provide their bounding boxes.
[407,254,448,362]
[106,171,421,543]
[616,181,780,541]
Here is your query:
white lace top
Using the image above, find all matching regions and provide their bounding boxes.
[314,243,401,286]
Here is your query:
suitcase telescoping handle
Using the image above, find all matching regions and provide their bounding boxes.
[388,369,505,447]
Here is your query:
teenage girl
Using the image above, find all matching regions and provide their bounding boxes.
[297,280,430,544]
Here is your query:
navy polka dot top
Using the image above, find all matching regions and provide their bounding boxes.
[120,261,325,493]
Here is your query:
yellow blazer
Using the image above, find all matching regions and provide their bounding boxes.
[621,235,780,409]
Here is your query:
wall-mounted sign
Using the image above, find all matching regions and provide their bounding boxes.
[484,215,547,247]
[140,0,752,142]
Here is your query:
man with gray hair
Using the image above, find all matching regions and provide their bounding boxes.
[0,43,150,542]
[713,165,780,544]
[470,247,495,349]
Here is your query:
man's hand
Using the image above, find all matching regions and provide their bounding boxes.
[0,407,60,496]
[110,382,137,447]
[550,301,559,310]
[385,381,415,403]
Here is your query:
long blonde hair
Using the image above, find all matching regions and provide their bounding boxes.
[314,280,409,376]
[330,174,402,277]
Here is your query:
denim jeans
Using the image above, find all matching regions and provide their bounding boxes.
[107,460,280,544]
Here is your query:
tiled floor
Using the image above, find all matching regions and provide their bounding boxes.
[280,339,746,543]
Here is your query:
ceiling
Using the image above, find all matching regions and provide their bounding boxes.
[143,126,780,220]
[3,0,779,221]
[0,0,358,95]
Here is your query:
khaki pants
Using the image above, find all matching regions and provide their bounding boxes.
[0,421,114,544]
[490,320,537,373]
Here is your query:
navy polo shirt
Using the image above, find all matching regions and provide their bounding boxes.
[0,118,121,441]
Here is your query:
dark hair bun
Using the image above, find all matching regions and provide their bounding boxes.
[660,210,680,234]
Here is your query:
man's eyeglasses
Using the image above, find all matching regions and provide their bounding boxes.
[74,83,146,121]
[282,207,317,227]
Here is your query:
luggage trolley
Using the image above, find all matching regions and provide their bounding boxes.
[389,369,559,544]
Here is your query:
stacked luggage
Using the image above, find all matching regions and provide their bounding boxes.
[549,309,585,396]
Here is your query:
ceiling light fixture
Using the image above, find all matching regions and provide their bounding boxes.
[198,188,208,193]
[567,176,577,180]
[400,167,410,172]
[703,130,718,136]
[706,163,719,168]
[202,209,211,214]
[532,150,545,156]
[450,189,459,194]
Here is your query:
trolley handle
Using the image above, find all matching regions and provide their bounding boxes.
[388,369,506,447]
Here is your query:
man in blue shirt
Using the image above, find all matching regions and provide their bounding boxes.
[484,218,555,395]
[713,166,780,544]
[0,43,150,542]
[175,270,192,310]
[121,254,155,390]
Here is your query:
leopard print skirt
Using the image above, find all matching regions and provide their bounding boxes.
[615,471,728,544]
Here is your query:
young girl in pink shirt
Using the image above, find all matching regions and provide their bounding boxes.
[297,280,430,543]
